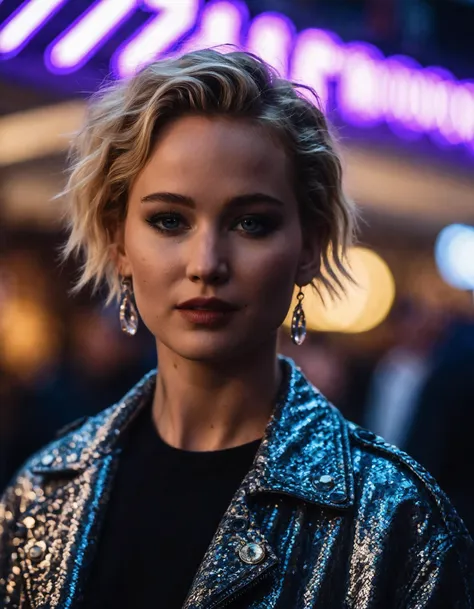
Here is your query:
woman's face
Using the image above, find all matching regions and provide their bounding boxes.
[117,114,316,361]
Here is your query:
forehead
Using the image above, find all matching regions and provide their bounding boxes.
[132,114,294,201]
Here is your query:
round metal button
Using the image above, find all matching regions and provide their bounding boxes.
[28,542,46,561]
[312,474,336,492]
[238,542,265,565]
[319,474,335,488]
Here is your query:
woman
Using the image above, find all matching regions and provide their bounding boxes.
[0,49,473,609]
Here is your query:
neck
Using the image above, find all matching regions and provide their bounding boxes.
[151,337,282,451]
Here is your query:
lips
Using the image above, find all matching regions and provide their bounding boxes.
[176,297,238,312]
[176,299,238,327]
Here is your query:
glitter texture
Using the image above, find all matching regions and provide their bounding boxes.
[1,355,473,608]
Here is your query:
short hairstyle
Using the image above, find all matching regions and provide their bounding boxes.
[59,48,357,307]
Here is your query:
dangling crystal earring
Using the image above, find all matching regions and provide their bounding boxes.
[119,276,139,336]
[290,287,306,346]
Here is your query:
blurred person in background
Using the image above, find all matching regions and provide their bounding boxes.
[363,298,444,449]
[362,298,474,535]
[0,49,473,609]
[404,315,474,536]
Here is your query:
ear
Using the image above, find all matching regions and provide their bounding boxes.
[109,221,132,278]
[295,230,321,287]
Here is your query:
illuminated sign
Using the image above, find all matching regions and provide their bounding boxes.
[1,0,473,153]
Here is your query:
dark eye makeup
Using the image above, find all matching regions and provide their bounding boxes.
[233,214,282,236]
[145,212,282,237]
[145,212,187,234]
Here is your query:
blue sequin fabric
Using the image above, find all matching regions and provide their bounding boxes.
[1,355,473,608]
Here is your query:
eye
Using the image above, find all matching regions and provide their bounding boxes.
[146,213,186,233]
[234,215,277,237]
[240,218,261,232]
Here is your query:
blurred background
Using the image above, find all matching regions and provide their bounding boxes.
[1,0,473,533]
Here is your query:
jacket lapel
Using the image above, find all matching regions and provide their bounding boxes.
[182,356,354,608]
[249,356,355,509]
[182,486,279,609]
[16,370,157,609]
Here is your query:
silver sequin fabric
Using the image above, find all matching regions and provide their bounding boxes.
[1,355,473,608]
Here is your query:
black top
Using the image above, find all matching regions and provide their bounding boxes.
[83,402,262,608]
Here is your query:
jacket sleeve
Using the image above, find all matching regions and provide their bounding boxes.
[404,536,474,608]
[0,475,29,607]
[350,426,474,609]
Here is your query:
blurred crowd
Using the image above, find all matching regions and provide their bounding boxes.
[1,235,473,537]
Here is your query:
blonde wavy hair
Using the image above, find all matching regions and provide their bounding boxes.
[59,48,357,307]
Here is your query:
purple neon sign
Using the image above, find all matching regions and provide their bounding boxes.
[45,0,137,73]
[0,0,69,58]
[0,0,473,154]
[113,0,201,77]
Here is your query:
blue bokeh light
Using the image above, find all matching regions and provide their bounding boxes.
[435,224,474,290]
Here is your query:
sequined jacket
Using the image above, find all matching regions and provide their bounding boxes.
[1,356,473,609]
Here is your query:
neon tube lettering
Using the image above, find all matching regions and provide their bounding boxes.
[450,83,474,147]
[379,56,427,140]
[0,0,69,57]
[113,0,201,77]
[246,12,295,78]
[291,29,343,109]
[337,43,385,127]
[45,0,137,73]
[175,0,247,56]
[426,67,455,147]
[0,0,473,153]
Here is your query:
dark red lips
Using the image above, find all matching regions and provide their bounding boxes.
[176,297,238,312]
[176,298,239,326]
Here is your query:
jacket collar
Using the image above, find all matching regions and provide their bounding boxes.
[31,355,354,509]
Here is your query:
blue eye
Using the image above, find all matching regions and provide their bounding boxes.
[161,216,180,230]
[146,213,279,237]
[146,213,184,233]
[235,215,276,237]
[240,218,261,232]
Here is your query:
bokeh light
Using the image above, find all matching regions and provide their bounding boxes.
[0,296,61,380]
[283,247,396,333]
[435,224,474,291]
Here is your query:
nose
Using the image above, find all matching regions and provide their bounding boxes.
[186,226,230,286]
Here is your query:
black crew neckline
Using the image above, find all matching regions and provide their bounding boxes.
[84,380,264,609]
[126,402,263,467]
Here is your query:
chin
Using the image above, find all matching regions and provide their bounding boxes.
[159,332,256,363]
[186,337,242,361]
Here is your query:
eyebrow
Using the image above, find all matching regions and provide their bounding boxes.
[140,191,285,208]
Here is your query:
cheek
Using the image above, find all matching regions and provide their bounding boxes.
[240,234,301,306]
[124,221,177,291]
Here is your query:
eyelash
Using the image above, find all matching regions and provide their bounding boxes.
[145,212,279,237]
